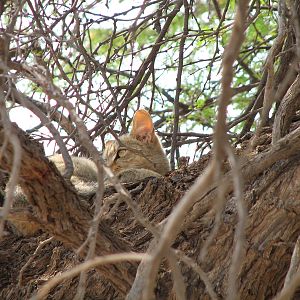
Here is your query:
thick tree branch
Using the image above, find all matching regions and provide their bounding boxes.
[0,122,136,295]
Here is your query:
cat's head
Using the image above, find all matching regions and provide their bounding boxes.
[103,109,170,175]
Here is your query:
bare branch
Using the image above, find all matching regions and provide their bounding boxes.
[32,253,147,300]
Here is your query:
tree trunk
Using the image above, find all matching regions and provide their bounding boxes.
[1,122,300,299]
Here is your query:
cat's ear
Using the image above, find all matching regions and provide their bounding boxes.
[131,109,155,143]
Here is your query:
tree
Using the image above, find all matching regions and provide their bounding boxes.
[1,0,300,299]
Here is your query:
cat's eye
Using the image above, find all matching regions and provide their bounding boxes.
[116,149,127,159]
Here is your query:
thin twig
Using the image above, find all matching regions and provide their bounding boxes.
[0,86,22,238]
[170,0,189,169]
[31,253,147,300]
[142,161,216,300]
[18,237,54,286]
[176,250,219,300]
[168,250,187,300]
[274,253,300,300]
[226,143,246,300]
[283,235,300,289]
[211,0,249,298]
[11,86,74,179]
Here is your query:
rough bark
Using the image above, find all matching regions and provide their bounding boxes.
[272,75,300,143]
[1,122,300,299]
[0,124,136,297]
